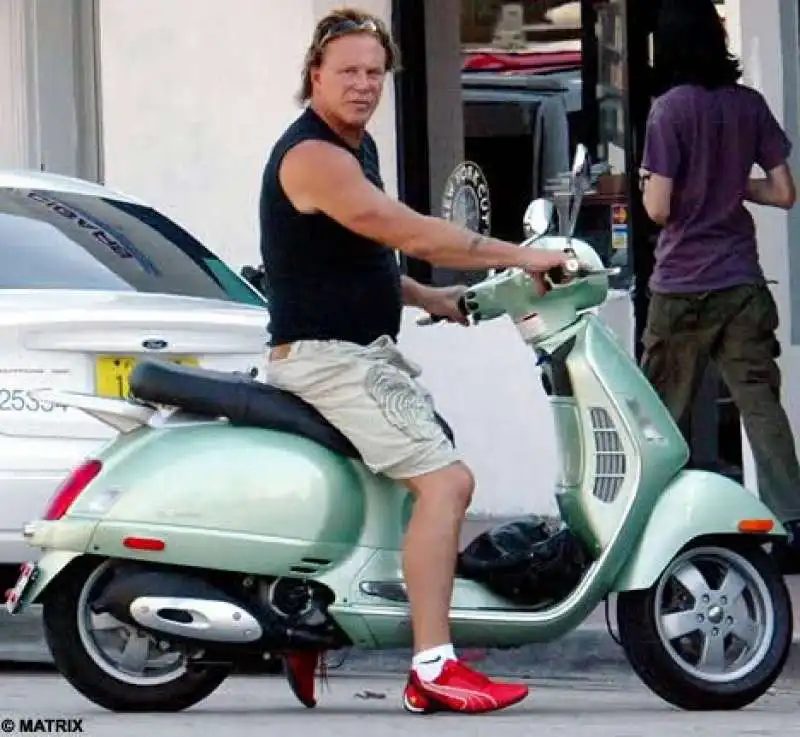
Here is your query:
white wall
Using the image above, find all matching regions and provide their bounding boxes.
[97,0,397,272]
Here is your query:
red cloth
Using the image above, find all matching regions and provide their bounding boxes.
[463,50,581,73]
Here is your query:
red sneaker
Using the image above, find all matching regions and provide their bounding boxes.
[284,651,326,708]
[402,659,529,714]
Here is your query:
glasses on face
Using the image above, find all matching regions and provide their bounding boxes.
[318,18,380,48]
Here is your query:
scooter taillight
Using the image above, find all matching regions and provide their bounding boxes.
[43,459,103,521]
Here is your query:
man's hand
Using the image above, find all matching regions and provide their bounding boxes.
[516,249,575,295]
[415,284,470,326]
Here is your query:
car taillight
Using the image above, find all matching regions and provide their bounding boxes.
[43,459,103,520]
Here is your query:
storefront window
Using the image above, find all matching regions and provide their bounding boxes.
[428,0,634,291]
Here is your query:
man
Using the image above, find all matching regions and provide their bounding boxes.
[259,7,572,715]
[639,0,800,565]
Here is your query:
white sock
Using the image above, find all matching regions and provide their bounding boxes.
[412,643,456,681]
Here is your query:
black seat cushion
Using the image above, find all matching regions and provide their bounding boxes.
[129,360,454,460]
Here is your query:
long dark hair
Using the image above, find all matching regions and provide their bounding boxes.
[653,0,742,93]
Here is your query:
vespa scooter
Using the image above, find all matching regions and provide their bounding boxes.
[5,144,792,713]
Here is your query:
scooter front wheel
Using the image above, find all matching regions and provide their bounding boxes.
[40,557,231,712]
[616,540,792,710]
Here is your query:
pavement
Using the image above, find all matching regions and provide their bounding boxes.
[3,516,800,683]
[2,672,800,735]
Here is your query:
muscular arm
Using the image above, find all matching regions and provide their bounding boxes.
[745,162,796,210]
[279,139,562,272]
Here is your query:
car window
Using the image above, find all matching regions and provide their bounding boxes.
[0,186,266,307]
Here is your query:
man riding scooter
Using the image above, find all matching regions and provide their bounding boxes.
[259,6,572,714]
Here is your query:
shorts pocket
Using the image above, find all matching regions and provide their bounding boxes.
[363,362,442,442]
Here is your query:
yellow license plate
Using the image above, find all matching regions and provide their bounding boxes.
[95,355,199,398]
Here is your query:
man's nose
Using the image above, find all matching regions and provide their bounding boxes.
[353,70,372,89]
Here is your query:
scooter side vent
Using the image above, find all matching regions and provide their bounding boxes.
[289,557,333,575]
[589,407,626,503]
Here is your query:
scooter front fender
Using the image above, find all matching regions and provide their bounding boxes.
[612,470,785,592]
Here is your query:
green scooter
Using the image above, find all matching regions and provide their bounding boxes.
[6,144,793,713]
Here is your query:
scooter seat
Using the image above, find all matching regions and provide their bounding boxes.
[128,360,455,460]
[128,359,362,458]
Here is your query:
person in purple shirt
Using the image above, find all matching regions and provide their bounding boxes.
[639,0,800,566]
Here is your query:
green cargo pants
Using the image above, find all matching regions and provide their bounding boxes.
[640,281,800,523]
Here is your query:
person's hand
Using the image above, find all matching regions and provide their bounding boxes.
[418,284,470,326]
[516,249,575,296]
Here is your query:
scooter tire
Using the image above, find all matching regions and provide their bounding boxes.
[41,557,231,712]
[616,539,792,711]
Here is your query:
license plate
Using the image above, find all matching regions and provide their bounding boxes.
[95,356,199,398]
[5,562,38,615]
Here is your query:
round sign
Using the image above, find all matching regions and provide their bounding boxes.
[440,161,491,236]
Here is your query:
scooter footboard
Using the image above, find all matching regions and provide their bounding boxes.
[612,470,785,592]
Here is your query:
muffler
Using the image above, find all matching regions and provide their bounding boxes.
[128,596,262,643]
[90,565,264,644]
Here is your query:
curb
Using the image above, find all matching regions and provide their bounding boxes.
[4,608,800,684]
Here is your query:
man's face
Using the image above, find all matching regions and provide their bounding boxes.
[312,33,387,128]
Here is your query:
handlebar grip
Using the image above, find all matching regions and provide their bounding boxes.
[416,294,471,326]
[546,258,578,285]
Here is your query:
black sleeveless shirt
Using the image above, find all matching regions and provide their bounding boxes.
[259,107,403,347]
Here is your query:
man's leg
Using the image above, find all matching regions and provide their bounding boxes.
[266,337,528,713]
[639,292,712,440]
[711,284,800,549]
[400,462,473,657]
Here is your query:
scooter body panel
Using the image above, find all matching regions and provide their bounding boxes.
[67,421,402,577]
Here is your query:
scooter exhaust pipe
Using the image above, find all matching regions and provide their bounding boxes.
[91,565,266,645]
[89,563,343,651]
[127,595,262,643]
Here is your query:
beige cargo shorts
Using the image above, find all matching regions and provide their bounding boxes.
[266,335,460,480]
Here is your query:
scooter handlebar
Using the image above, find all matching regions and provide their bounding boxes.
[415,261,620,326]
[546,258,620,286]
[415,295,470,326]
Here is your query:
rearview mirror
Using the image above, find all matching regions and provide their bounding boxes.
[522,199,555,239]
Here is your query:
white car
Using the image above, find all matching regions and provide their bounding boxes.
[0,170,270,582]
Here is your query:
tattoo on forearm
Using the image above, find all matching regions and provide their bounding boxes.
[468,234,485,252]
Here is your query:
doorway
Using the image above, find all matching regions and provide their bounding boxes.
[392,0,744,482]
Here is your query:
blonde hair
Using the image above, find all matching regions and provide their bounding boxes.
[297,6,400,104]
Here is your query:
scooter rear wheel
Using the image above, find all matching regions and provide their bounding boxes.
[41,556,231,712]
[616,540,792,710]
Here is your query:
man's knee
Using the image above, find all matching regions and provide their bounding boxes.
[402,461,475,511]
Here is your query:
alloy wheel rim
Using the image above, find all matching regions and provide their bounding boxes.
[653,546,774,684]
[75,561,189,686]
